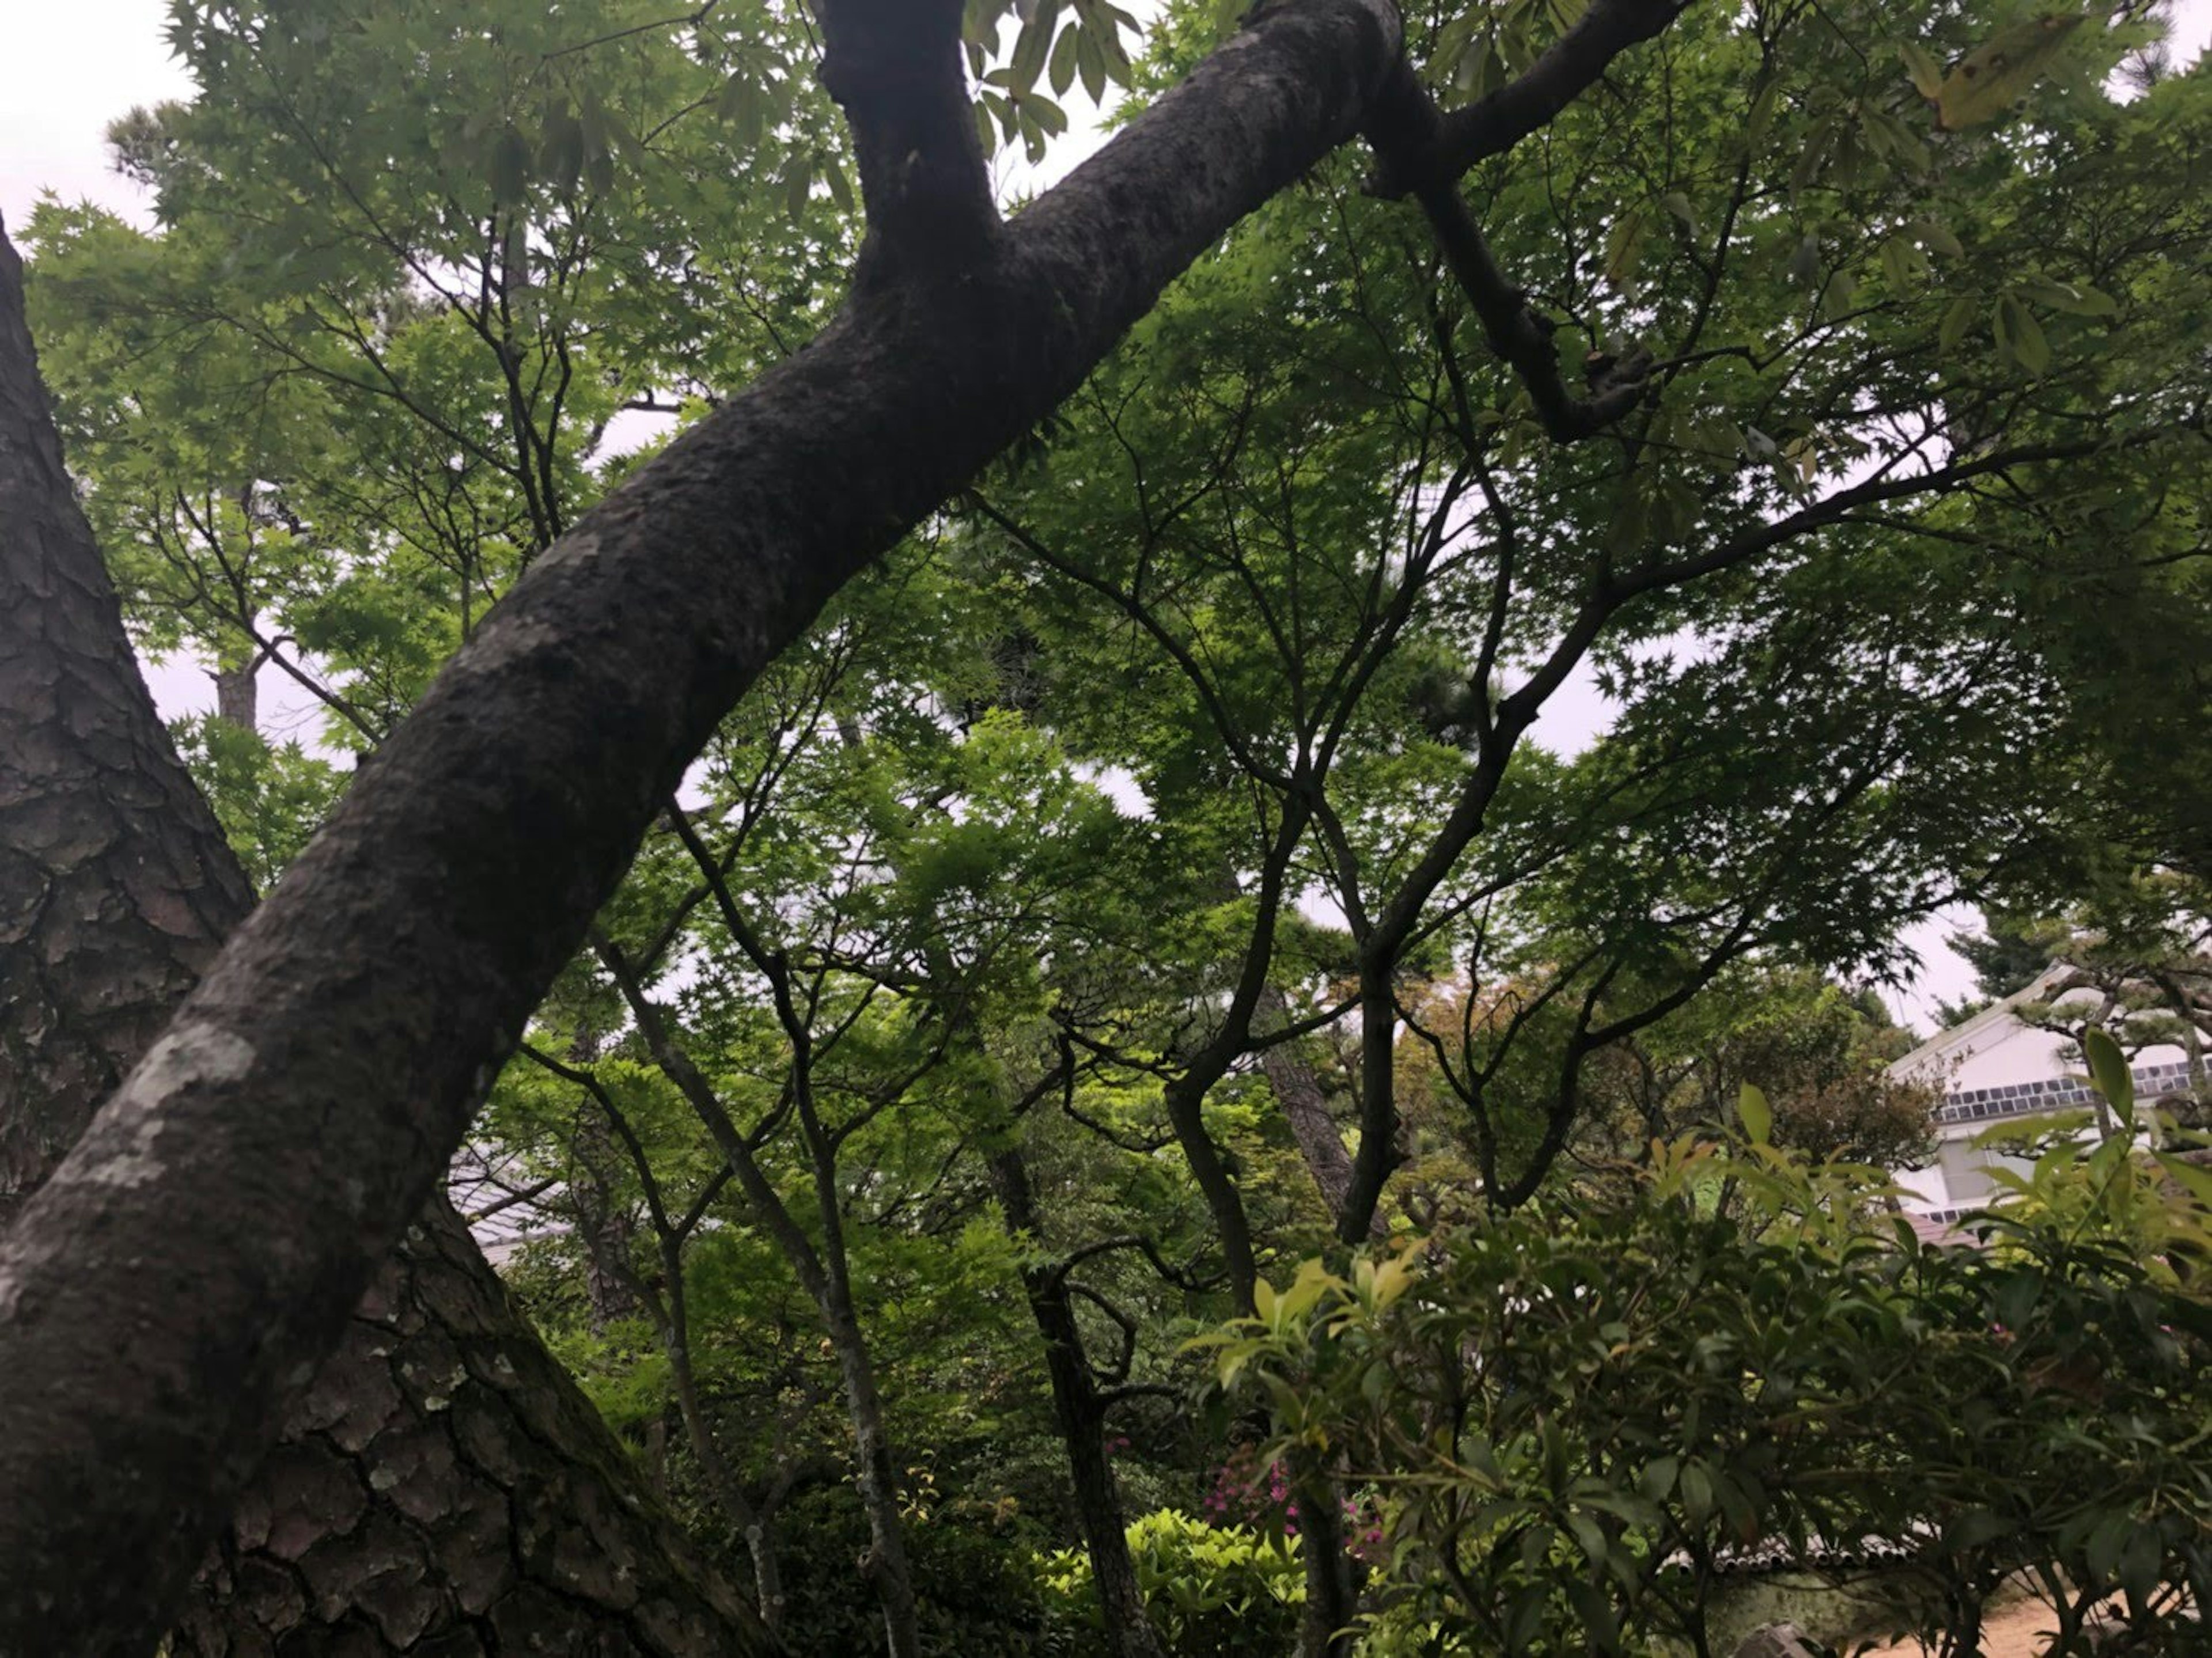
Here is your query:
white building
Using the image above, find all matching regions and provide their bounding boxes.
[1887,965,2200,1221]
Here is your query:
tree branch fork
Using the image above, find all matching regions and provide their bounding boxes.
[1358,0,1694,441]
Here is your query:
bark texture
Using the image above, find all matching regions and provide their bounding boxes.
[0,5,1404,1647]
[0,234,254,1230]
[0,218,771,1657]
[1252,984,1393,1241]
[990,1148,1165,1658]
[175,1200,766,1658]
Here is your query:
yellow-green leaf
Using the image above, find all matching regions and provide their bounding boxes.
[1604,206,1647,294]
[2156,1152,2212,1211]
[1745,78,1779,145]
[2017,275,2116,316]
[489,126,530,206]
[1936,14,2085,131]
[1371,1254,1416,1308]
[1739,1082,1773,1146]
[1996,293,2050,373]
[2083,1027,2133,1118]
[1912,219,1964,258]
[1900,40,1945,101]
[1939,292,1980,355]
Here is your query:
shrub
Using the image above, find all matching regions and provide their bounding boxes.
[1195,1077,2212,1655]
[773,1488,1052,1655]
[1036,1508,1305,1657]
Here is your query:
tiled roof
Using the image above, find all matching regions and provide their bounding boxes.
[1936,1058,2200,1128]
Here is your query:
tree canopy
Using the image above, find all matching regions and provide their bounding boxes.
[0,0,2207,1651]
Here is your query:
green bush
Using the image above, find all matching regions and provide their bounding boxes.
[771,1489,1053,1656]
[1197,1074,2212,1656]
[1036,1509,1305,1657]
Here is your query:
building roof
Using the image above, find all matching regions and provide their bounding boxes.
[1889,963,2203,1134]
[1885,963,2071,1080]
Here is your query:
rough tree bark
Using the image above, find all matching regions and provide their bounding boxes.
[0,219,773,1656]
[0,10,1404,1645]
[214,660,258,731]
[989,1146,1166,1658]
[1255,984,1398,1243]
[0,0,1693,1641]
[0,276,255,1230]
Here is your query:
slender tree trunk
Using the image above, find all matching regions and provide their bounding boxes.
[213,658,257,732]
[821,1284,923,1658]
[0,7,1406,1641]
[1254,984,1396,1242]
[662,1300,788,1640]
[634,1206,797,1644]
[991,1147,1166,1658]
[612,955,924,1657]
[1293,1465,1361,1658]
[569,1111,646,1332]
[0,219,774,1656]
[746,1512,789,1649]
[1339,963,1402,1242]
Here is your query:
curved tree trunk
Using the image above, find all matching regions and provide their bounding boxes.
[0,218,772,1656]
[0,6,1407,1644]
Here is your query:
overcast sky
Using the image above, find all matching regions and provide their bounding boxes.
[11,1,2201,1027]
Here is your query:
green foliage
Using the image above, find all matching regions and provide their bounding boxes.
[168,714,346,891]
[1201,1124,2212,1655]
[763,1490,1056,1657]
[22,0,2212,1644]
[1036,1509,1305,1657]
[1577,968,1944,1176]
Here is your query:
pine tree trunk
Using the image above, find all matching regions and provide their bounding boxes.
[1254,983,1393,1240]
[0,217,772,1656]
[214,658,258,732]
[173,1198,766,1656]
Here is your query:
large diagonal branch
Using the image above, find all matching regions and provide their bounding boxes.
[0,4,1404,1647]
[812,0,999,289]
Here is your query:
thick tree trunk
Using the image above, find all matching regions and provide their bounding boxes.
[991,1148,1166,1658]
[174,1199,767,1657]
[0,219,772,1656]
[0,324,254,1230]
[0,6,1404,1645]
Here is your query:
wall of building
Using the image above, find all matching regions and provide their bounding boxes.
[1886,982,2196,1217]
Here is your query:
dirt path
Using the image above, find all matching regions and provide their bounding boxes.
[1850,1592,2206,1656]
[1855,1597,2059,1656]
